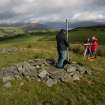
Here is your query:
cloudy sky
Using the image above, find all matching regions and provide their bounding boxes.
[0,0,105,23]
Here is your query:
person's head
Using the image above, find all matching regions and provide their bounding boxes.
[60,29,66,34]
[92,36,98,41]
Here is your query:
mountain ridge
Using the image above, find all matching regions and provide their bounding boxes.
[0,21,105,30]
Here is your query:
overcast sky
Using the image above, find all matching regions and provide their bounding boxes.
[0,0,105,23]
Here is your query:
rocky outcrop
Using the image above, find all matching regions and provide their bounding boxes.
[0,48,27,54]
[0,59,91,87]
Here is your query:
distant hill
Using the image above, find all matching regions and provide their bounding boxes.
[0,20,105,30]
[22,23,48,30]
[43,21,105,30]
[0,23,48,30]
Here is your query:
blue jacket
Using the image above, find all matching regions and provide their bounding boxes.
[56,31,69,51]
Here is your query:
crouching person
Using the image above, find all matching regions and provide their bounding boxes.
[56,29,69,68]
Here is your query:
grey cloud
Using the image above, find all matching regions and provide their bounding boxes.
[0,0,105,23]
[0,10,17,20]
[88,0,105,6]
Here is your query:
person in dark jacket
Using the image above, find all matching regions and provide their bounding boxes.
[56,29,69,68]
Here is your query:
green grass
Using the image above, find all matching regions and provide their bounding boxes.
[69,27,105,45]
[0,49,56,68]
[71,44,105,57]
[0,27,24,36]
[0,26,105,49]
[0,53,105,105]
[0,27,105,105]
[0,31,56,48]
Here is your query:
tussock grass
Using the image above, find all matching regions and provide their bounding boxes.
[0,52,105,105]
[0,27,105,105]
[71,44,105,57]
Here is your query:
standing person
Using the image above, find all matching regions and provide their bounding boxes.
[90,36,99,58]
[56,29,69,68]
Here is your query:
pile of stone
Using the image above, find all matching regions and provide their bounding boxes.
[0,59,91,87]
[0,48,27,54]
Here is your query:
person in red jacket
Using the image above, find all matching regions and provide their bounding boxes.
[90,36,99,58]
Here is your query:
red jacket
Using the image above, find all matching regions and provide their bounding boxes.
[91,40,99,51]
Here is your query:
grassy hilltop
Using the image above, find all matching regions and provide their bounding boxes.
[0,26,105,68]
[0,27,105,105]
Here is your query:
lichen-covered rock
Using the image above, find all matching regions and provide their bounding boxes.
[0,59,91,87]
[38,70,49,80]
[0,48,27,54]
[2,76,14,83]
[72,73,80,81]
[64,64,78,73]
[3,82,12,88]
[20,82,24,86]
[60,73,73,82]
[46,78,57,87]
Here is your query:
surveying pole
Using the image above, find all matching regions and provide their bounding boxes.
[66,19,69,41]
[66,19,70,61]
